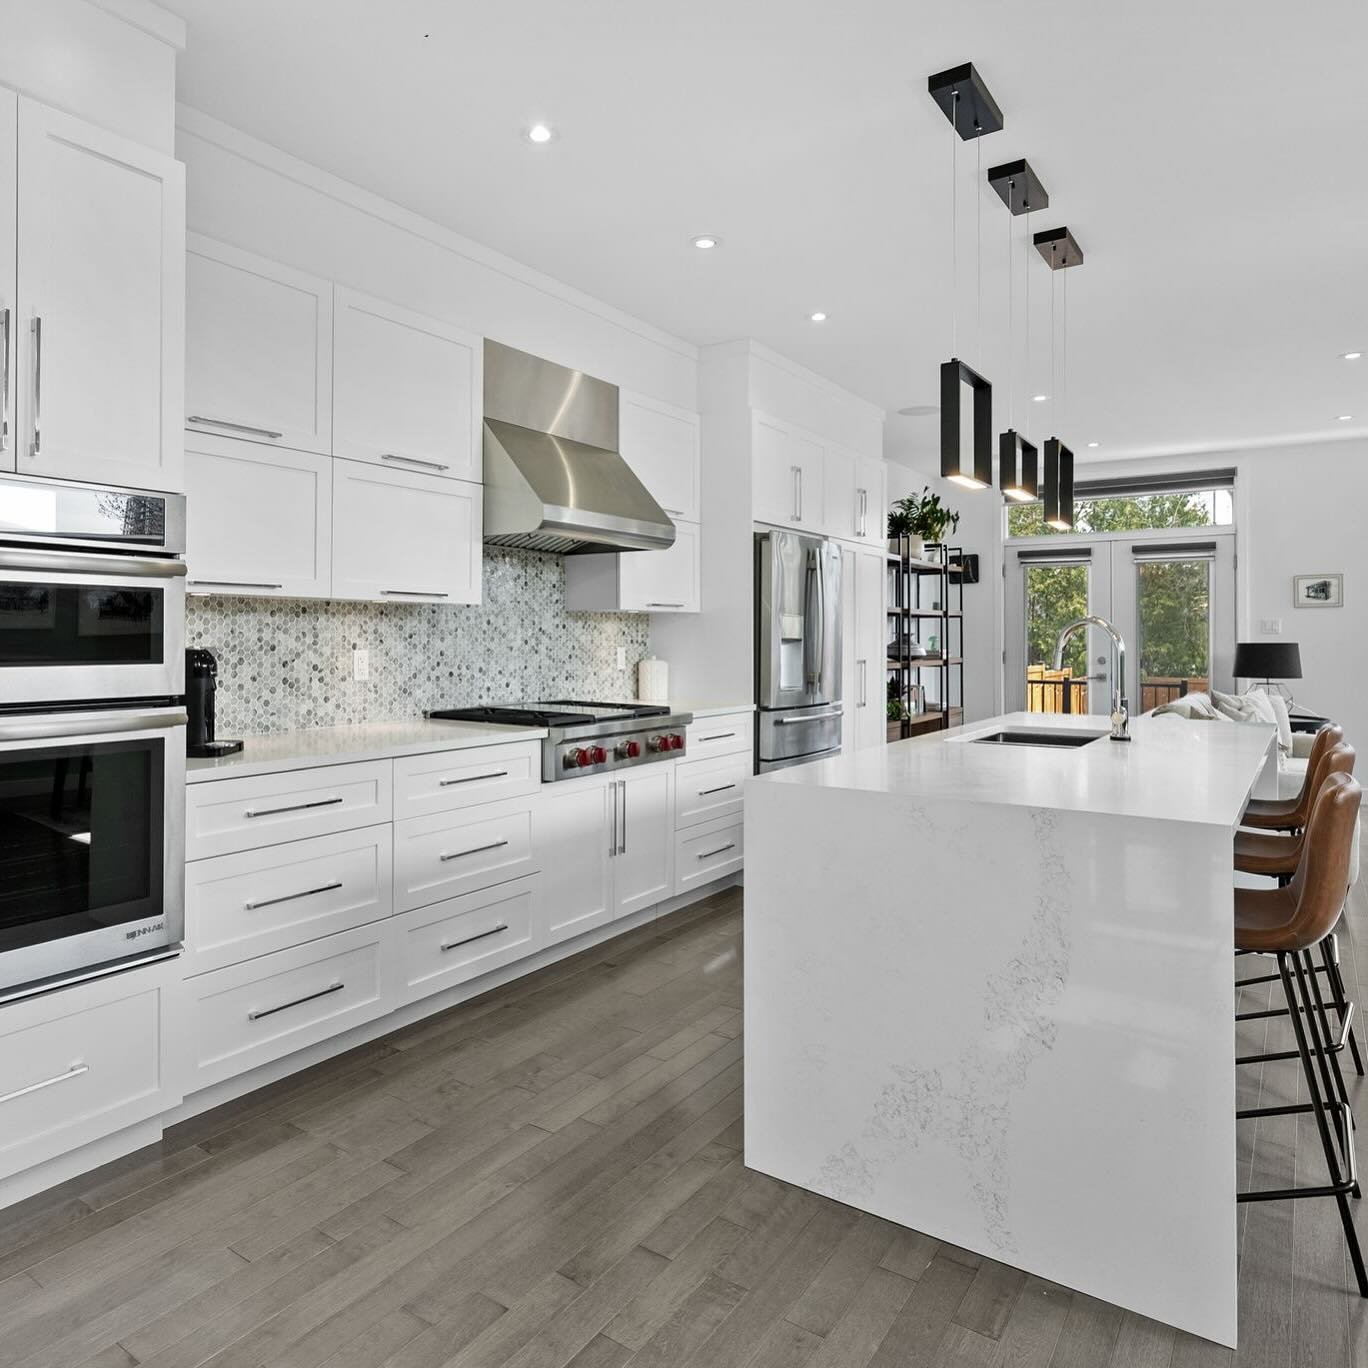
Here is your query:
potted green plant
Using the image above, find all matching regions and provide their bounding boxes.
[887,487,961,560]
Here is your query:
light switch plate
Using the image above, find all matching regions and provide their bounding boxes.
[616,646,627,671]
[1258,618,1283,635]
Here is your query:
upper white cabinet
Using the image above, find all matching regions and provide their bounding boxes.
[0,90,15,474]
[185,434,332,598]
[854,453,887,547]
[332,287,481,482]
[185,236,333,455]
[12,99,184,492]
[331,459,481,605]
[752,412,824,531]
[564,518,700,614]
[620,392,700,522]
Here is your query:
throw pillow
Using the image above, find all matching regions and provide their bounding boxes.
[1211,689,1267,725]
[1252,688,1294,755]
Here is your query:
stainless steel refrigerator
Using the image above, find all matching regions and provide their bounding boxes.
[754,530,843,772]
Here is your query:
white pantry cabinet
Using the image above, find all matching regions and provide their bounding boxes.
[752,411,824,531]
[619,392,700,522]
[846,544,887,751]
[331,459,482,605]
[185,236,333,456]
[564,519,700,614]
[184,434,332,598]
[0,90,14,472]
[332,287,481,482]
[12,99,184,492]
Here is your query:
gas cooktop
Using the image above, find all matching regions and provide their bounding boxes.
[429,700,672,729]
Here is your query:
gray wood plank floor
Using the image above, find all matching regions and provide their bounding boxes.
[1,878,1364,1367]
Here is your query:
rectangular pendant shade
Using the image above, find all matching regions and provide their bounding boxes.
[940,359,993,489]
[998,430,1038,501]
[1043,438,1074,529]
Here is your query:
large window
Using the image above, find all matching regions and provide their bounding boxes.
[1007,487,1233,538]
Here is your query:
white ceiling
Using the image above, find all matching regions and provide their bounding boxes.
[161,0,1368,466]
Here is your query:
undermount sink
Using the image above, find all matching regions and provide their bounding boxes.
[972,728,1108,749]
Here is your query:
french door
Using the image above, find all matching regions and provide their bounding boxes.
[1005,530,1235,718]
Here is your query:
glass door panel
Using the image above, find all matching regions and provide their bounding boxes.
[1023,562,1090,715]
[1135,558,1211,712]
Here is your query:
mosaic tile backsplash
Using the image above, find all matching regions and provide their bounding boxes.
[185,549,651,736]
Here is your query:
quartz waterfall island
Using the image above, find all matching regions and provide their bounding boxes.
[743,711,1277,1348]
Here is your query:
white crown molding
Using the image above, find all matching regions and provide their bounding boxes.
[86,0,185,48]
[175,104,699,366]
[1078,427,1368,468]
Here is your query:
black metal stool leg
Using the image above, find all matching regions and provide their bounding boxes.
[1321,934,1365,1077]
[1302,948,1352,1112]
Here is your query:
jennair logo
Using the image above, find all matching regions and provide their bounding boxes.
[125,922,165,941]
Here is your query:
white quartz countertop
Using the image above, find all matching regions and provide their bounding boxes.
[634,700,755,718]
[751,710,1276,827]
[186,718,547,784]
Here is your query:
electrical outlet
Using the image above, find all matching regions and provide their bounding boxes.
[616,646,627,671]
[352,646,370,681]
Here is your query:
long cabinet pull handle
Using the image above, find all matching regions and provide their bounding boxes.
[857,659,867,708]
[0,1062,88,1106]
[380,453,450,472]
[620,779,628,856]
[28,316,40,458]
[439,771,508,787]
[791,465,801,522]
[699,732,737,742]
[697,843,737,860]
[245,796,344,819]
[440,839,509,863]
[244,880,343,911]
[248,981,344,1021]
[189,580,285,591]
[382,589,451,598]
[698,783,737,796]
[189,416,284,439]
[609,780,618,858]
[0,306,9,453]
[858,488,868,538]
[645,602,685,609]
[441,923,509,953]
[773,711,841,726]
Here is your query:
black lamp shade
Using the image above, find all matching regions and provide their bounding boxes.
[999,430,1038,501]
[1234,641,1302,681]
[1042,438,1073,530]
[940,359,993,490]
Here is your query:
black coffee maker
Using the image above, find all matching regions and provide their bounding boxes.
[185,648,243,758]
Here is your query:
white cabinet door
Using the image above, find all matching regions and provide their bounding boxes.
[185,236,332,455]
[852,546,887,750]
[537,781,613,944]
[855,454,887,547]
[620,392,700,521]
[185,435,332,598]
[824,445,858,541]
[333,287,481,482]
[0,89,14,474]
[621,519,700,613]
[331,459,482,605]
[612,767,672,919]
[15,100,184,492]
[752,412,823,530]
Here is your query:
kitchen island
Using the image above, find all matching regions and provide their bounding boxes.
[743,711,1278,1347]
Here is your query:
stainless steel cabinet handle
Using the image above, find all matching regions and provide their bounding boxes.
[791,465,801,522]
[698,783,736,796]
[28,316,41,458]
[440,838,509,863]
[244,880,343,911]
[380,452,451,472]
[381,589,450,598]
[773,709,841,726]
[858,488,868,538]
[857,659,867,707]
[609,780,619,858]
[441,923,509,952]
[245,796,344,819]
[0,307,10,453]
[188,416,284,440]
[438,770,509,787]
[697,843,736,860]
[700,732,737,743]
[646,602,685,609]
[619,779,628,856]
[248,981,344,1021]
[189,580,284,591]
[0,1062,88,1106]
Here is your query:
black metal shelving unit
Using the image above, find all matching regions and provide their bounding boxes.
[886,542,965,740]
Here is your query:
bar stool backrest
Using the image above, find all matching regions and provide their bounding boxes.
[1285,772,1363,951]
[1291,724,1346,822]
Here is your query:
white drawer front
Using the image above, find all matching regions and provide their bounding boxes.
[0,976,164,1181]
[394,741,541,819]
[684,712,754,760]
[187,927,386,1088]
[674,815,745,896]
[186,761,393,860]
[674,753,749,829]
[185,826,394,975]
[395,798,536,911]
[392,876,539,1003]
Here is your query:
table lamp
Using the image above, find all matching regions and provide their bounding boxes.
[1233,641,1302,702]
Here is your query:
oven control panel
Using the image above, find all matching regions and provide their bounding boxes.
[553,729,686,779]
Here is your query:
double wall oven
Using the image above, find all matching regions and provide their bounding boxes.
[0,475,187,999]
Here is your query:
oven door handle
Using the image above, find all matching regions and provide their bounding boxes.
[0,708,188,743]
[0,547,187,578]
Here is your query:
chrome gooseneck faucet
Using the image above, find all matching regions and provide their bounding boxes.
[1054,615,1131,741]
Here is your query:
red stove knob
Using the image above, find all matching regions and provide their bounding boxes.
[667,733,684,750]
[649,734,668,753]
[624,740,641,758]
[564,747,589,769]
[589,745,607,765]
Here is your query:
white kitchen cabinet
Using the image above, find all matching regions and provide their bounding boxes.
[843,544,887,752]
[563,519,700,614]
[537,780,613,944]
[620,392,700,522]
[0,90,14,474]
[854,453,887,547]
[332,287,481,482]
[612,767,673,919]
[331,459,482,605]
[674,751,747,829]
[185,235,333,456]
[13,99,184,492]
[674,813,744,897]
[394,797,537,911]
[752,411,823,531]
[823,446,887,546]
[184,434,332,599]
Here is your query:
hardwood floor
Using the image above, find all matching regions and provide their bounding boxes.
[1,879,1364,1367]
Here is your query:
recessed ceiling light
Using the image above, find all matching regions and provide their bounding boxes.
[1031,393,1049,403]
[1341,351,1362,361]
[809,311,828,323]
[1087,441,1100,448]
[525,123,555,144]
[691,235,720,250]
[1336,414,1353,421]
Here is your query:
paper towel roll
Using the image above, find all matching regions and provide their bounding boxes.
[637,657,669,704]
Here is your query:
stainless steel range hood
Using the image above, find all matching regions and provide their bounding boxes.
[482,340,675,554]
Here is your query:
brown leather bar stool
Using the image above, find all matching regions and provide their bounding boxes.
[1235,772,1367,1298]
[1234,743,1363,1076]
[1242,723,1344,832]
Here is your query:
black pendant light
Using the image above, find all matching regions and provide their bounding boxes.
[987,160,1048,502]
[928,65,1001,490]
[1035,227,1083,530]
